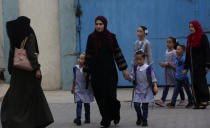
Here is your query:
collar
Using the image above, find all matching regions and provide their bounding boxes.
[176,55,184,60]
[75,65,83,72]
[137,64,149,71]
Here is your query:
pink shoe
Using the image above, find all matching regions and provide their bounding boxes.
[155,100,165,107]
[177,100,186,106]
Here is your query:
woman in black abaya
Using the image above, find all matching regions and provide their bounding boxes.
[83,16,130,128]
[1,16,54,128]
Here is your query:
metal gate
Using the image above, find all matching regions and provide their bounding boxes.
[76,0,210,86]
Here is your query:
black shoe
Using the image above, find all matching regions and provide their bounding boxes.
[85,119,90,124]
[113,114,120,125]
[100,119,111,128]
[114,118,120,125]
[166,103,175,108]
[185,103,193,108]
[74,118,81,126]
[142,120,148,127]
[136,118,142,126]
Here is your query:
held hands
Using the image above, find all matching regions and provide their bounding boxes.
[35,70,41,79]
[122,70,130,81]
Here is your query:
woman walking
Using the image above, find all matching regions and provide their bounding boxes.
[83,16,129,128]
[1,16,54,128]
[183,20,210,109]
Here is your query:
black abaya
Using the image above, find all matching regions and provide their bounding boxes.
[185,34,210,106]
[84,33,127,124]
[1,19,54,127]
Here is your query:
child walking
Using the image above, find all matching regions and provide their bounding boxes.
[71,54,94,126]
[156,37,185,107]
[132,26,152,67]
[167,45,193,108]
[129,50,158,127]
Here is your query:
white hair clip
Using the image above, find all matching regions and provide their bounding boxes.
[145,29,148,34]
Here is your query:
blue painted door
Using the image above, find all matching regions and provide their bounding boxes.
[76,0,210,86]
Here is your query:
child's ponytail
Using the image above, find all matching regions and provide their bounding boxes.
[140,26,148,35]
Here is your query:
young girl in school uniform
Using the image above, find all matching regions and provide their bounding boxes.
[156,37,185,107]
[129,50,158,127]
[132,26,153,67]
[71,54,94,126]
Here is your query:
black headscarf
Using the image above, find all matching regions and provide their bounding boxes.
[6,16,39,53]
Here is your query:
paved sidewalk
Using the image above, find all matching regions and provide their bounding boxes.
[0,84,210,128]
[0,83,177,103]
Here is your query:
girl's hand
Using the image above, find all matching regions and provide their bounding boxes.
[35,70,41,79]
[71,88,74,94]
[130,67,133,72]
[205,67,209,73]
[153,83,158,94]
[168,63,176,69]
[159,62,166,67]
[182,69,188,75]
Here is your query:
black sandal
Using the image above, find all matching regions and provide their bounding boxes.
[193,105,207,109]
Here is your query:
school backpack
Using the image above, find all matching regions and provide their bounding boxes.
[73,66,90,89]
[133,64,156,95]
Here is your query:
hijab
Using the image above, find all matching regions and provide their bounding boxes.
[6,16,39,53]
[187,20,204,53]
[91,16,114,56]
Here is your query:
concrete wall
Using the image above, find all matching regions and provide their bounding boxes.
[0,0,3,45]
[19,0,61,90]
[0,0,4,69]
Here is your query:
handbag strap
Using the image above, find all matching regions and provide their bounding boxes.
[20,37,28,49]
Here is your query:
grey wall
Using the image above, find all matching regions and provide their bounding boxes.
[19,0,62,90]
[0,0,5,70]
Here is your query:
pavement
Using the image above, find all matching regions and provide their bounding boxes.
[0,84,210,128]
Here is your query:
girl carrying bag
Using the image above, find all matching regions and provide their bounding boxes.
[13,37,34,71]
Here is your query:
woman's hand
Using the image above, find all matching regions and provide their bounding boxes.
[84,72,88,80]
[182,69,188,75]
[35,70,41,79]
[205,67,209,73]
[122,70,130,81]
